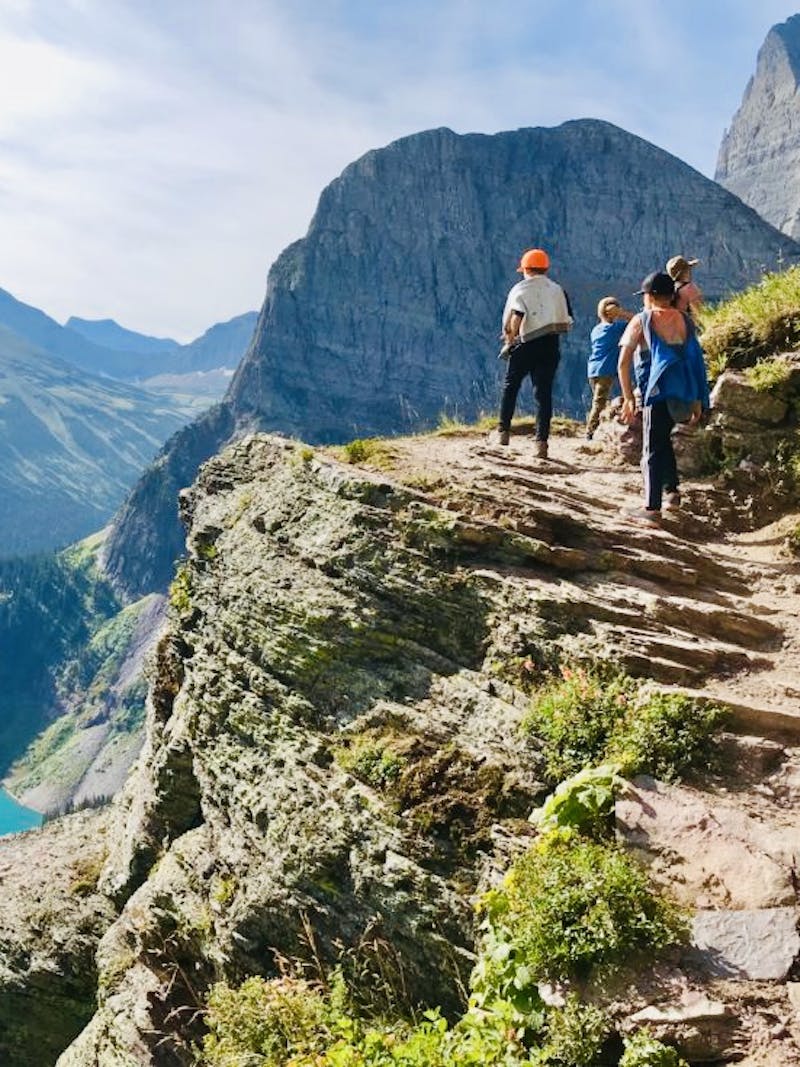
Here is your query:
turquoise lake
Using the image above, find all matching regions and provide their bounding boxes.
[0,788,41,836]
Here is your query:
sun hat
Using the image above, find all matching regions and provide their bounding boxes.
[666,255,700,280]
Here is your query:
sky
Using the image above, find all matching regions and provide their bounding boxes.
[0,0,799,341]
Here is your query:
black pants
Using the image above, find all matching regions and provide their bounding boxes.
[642,401,678,510]
[499,335,561,440]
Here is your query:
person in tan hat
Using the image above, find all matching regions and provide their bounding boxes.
[585,296,633,439]
[666,255,703,320]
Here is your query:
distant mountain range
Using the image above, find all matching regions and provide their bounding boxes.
[104,119,800,596]
[0,290,256,555]
[0,325,189,556]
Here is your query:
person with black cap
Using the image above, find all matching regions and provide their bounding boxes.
[617,271,709,523]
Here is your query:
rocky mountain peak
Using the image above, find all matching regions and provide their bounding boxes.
[716,15,800,238]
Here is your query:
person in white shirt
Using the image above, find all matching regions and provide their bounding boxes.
[496,248,573,458]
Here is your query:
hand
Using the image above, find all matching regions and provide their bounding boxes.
[620,398,637,424]
[689,401,702,425]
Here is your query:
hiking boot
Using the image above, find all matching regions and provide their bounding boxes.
[663,491,681,511]
[496,428,510,446]
[622,506,662,525]
[535,440,548,460]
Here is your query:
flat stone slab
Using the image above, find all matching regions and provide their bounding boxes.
[690,908,800,980]
[616,776,796,909]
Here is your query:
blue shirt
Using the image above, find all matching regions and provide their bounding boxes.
[588,319,626,379]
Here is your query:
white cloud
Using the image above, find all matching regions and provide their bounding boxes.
[0,0,798,339]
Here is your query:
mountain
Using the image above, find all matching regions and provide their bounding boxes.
[157,312,258,375]
[0,325,187,556]
[717,14,800,239]
[103,120,800,598]
[67,311,258,376]
[0,288,149,379]
[65,317,179,357]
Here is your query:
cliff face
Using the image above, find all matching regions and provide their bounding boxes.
[717,15,800,238]
[13,417,793,1065]
[105,120,800,597]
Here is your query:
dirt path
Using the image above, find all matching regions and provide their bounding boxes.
[358,427,800,740]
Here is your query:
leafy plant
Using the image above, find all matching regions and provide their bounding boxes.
[530,996,609,1066]
[478,830,687,986]
[787,521,800,556]
[532,764,624,837]
[619,1030,688,1067]
[334,731,407,790]
[169,564,193,614]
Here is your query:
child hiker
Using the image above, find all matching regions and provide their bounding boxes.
[666,255,703,321]
[586,296,632,439]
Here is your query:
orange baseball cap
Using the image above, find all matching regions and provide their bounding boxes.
[517,248,550,272]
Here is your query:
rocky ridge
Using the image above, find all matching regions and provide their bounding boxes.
[1,410,797,1064]
[717,14,800,239]
[102,119,800,598]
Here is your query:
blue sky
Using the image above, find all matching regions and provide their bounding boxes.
[0,0,798,340]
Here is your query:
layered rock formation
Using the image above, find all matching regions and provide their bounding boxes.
[717,15,800,238]
[0,424,790,1065]
[104,120,800,597]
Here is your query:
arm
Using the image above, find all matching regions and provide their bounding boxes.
[504,310,523,345]
[617,343,637,424]
[617,316,642,424]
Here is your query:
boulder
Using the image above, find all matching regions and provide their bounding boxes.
[616,777,797,909]
[690,908,800,980]
[710,372,789,425]
[629,988,739,1063]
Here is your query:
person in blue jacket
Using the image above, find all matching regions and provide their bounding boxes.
[618,271,710,523]
[586,296,633,438]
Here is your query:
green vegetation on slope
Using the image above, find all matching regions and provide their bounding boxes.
[0,539,118,771]
[698,265,800,377]
[520,668,725,786]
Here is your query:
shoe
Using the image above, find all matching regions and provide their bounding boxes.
[585,431,594,441]
[497,429,510,446]
[663,491,681,511]
[623,506,662,525]
[535,440,548,459]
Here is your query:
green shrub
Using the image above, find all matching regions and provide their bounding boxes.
[608,691,725,782]
[521,670,637,783]
[530,996,609,1066]
[787,522,800,556]
[478,830,687,987]
[203,976,330,1065]
[168,564,192,614]
[619,1030,688,1067]
[334,731,407,790]
[745,357,794,392]
[521,670,725,785]
[338,438,394,467]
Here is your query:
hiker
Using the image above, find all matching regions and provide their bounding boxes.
[666,255,703,320]
[585,296,633,439]
[618,271,710,523]
[496,248,573,458]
